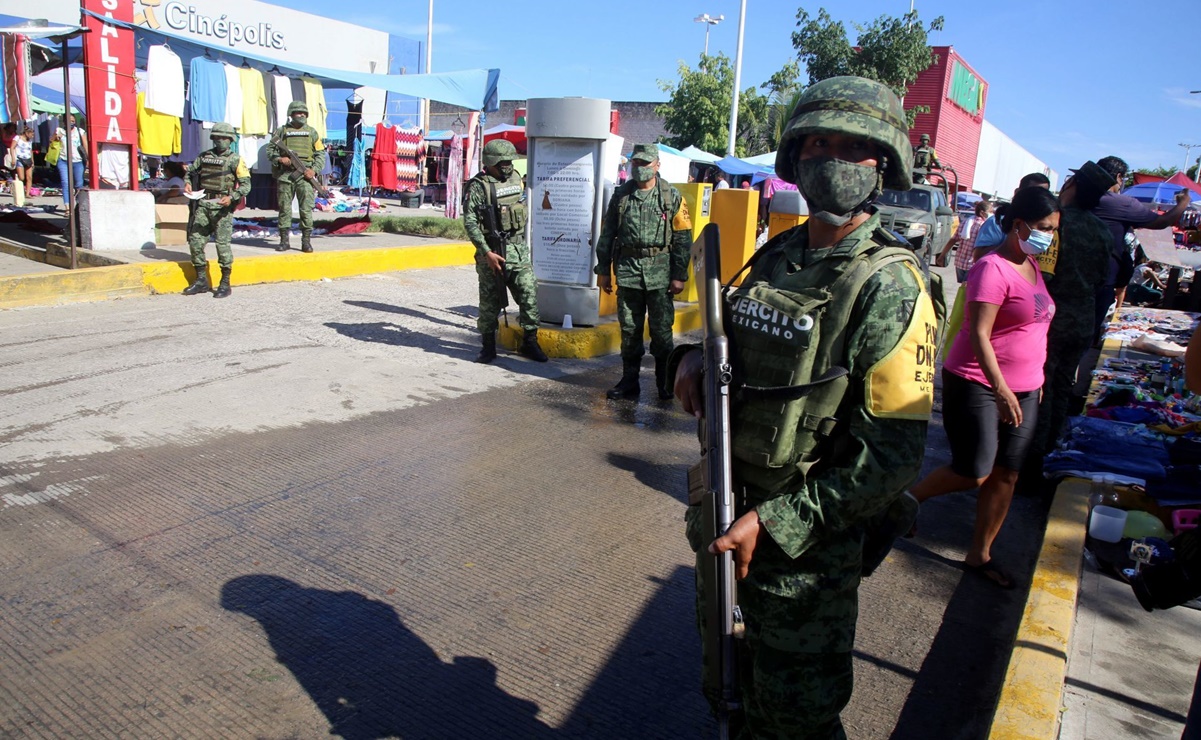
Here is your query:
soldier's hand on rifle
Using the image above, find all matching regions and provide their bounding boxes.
[304,168,315,179]
[278,156,291,167]
[217,196,231,207]
[673,349,703,418]
[709,508,763,580]
[668,279,685,296]
[485,250,506,274]
[597,274,613,294]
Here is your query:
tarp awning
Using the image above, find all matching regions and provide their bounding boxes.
[83,9,499,112]
[742,151,777,167]
[679,144,719,164]
[713,155,760,176]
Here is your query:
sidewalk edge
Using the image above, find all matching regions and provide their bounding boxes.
[988,478,1088,740]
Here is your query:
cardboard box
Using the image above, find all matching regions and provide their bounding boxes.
[155,204,191,246]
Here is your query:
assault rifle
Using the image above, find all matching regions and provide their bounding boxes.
[475,177,510,321]
[691,223,743,738]
[271,130,331,198]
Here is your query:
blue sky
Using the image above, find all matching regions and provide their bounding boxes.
[288,0,1201,184]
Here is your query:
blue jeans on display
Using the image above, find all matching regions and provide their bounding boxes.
[57,158,84,205]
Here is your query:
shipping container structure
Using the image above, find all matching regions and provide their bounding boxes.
[905,46,988,192]
[973,120,1059,199]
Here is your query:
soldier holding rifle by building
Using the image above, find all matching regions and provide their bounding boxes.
[669,77,939,738]
[181,122,251,299]
[268,100,326,253]
[462,139,548,364]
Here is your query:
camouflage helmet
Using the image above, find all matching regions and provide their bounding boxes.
[482,139,518,167]
[287,100,309,116]
[919,133,931,144]
[775,76,913,191]
[210,122,236,139]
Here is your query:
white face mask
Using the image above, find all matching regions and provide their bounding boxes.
[1018,223,1055,255]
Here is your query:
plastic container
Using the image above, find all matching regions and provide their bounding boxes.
[1089,505,1128,543]
[1173,510,1201,534]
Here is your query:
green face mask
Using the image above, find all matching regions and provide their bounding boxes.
[633,165,655,183]
[795,157,881,226]
[212,138,231,153]
[497,164,514,178]
[290,114,306,126]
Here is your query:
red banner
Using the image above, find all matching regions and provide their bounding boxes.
[81,0,138,189]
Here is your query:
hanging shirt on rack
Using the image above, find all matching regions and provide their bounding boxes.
[345,98,363,142]
[188,57,227,123]
[145,45,184,118]
[137,92,181,156]
[261,70,276,132]
[302,78,328,140]
[370,122,398,191]
[272,75,293,129]
[222,63,243,130]
[289,78,306,106]
[239,67,269,136]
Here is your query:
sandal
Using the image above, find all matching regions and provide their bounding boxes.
[964,560,1015,590]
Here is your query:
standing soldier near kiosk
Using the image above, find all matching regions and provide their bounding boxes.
[463,139,548,364]
[595,143,692,400]
[181,122,251,299]
[670,76,938,738]
[268,100,326,253]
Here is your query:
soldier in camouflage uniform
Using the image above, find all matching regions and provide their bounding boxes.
[911,133,939,184]
[670,77,939,738]
[463,139,548,364]
[182,122,251,299]
[595,143,692,400]
[267,100,326,253]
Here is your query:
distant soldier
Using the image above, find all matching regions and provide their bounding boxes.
[912,133,940,184]
[267,100,326,253]
[462,139,548,364]
[182,122,251,299]
[595,143,692,400]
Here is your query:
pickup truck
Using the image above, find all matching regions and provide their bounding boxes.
[874,181,958,271]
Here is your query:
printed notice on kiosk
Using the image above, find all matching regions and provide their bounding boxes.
[530,140,596,285]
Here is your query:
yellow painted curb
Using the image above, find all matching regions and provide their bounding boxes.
[499,304,701,359]
[988,477,1088,740]
[0,263,149,309]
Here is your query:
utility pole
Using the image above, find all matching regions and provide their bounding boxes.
[693,13,723,57]
[725,0,746,156]
[1181,143,1201,174]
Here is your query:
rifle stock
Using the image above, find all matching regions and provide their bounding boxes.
[692,223,742,738]
[478,179,510,314]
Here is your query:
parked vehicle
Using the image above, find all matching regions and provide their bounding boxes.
[874,165,958,270]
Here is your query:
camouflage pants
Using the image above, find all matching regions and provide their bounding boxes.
[616,286,675,364]
[188,204,234,269]
[277,176,315,235]
[476,260,539,334]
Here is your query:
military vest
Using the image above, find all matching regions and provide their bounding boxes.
[197,150,238,197]
[614,177,677,252]
[727,230,939,493]
[280,125,319,163]
[471,171,526,236]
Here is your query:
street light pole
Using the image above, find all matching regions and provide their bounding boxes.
[422,0,433,135]
[725,0,746,156]
[693,13,723,57]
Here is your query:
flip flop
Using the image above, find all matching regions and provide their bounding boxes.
[964,560,1015,590]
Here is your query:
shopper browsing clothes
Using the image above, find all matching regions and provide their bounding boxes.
[56,115,87,209]
[181,123,251,299]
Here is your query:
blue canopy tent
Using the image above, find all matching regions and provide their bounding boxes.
[712,155,760,176]
[1121,181,1201,206]
[83,10,500,113]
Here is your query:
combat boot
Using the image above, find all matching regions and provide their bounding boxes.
[654,356,673,400]
[213,267,232,298]
[182,266,210,296]
[606,363,641,400]
[475,332,497,364]
[276,231,290,252]
[519,329,549,362]
[301,231,313,253]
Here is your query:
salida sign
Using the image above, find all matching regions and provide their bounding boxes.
[82,0,138,188]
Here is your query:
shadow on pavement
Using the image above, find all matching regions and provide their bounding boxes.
[345,300,470,330]
[325,320,478,361]
[221,574,556,740]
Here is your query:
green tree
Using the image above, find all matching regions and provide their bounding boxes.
[791,7,944,127]
[1134,166,1178,190]
[656,53,776,158]
[1188,158,1199,182]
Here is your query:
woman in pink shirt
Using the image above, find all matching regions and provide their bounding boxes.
[910,186,1059,588]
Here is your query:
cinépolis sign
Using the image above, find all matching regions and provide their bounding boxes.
[137,0,287,50]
